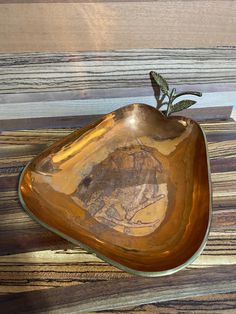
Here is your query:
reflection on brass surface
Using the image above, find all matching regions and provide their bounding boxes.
[76,145,167,236]
[19,104,211,276]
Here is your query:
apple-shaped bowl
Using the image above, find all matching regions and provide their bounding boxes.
[19,103,212,277]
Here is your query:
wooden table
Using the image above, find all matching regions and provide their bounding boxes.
[0,119,235,313]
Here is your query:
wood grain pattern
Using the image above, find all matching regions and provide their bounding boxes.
[0,49,235,123]
[0,1,236,53]
[100,292,236,314]
[1,106,235,132]
[1,49,236,95]
[0,96,234,121]
[0,120,235,313]
[1,265,236,313]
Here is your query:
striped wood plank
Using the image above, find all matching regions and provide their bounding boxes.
[0,49,235,126]
[0,265,236,313]
[99,292,236,314]
[1,49,236,95]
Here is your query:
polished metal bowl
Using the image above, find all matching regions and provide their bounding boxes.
[19,103,211,276]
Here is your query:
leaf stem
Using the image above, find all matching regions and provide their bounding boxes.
[174,91,202,99]
[166,88,175,117]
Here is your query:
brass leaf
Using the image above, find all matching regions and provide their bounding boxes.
[150,71,169,95]
[171,100,196,114]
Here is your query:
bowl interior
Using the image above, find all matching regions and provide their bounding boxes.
[19,104,211,275]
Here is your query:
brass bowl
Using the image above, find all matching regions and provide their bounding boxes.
[19,104,211,276]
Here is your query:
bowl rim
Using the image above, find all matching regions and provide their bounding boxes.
[18,103,212,277]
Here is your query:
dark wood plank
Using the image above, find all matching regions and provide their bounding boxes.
[0,115,102,131]
[0,107,234,131]
[0,265,236,313]
[102,292,236,313]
